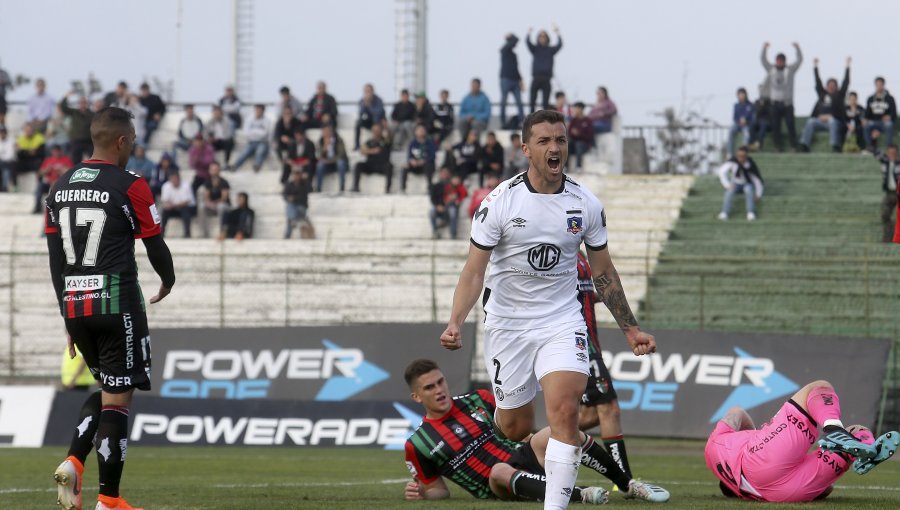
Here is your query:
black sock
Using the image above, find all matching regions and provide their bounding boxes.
[67,391,102,464]
[95,406,129,498]
[603,435,633,479]
[582,435,631,492]
[509,470,582,503]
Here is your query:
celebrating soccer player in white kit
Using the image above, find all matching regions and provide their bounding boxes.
[441,110,656,510]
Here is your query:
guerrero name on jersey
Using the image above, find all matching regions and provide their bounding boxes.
[45,160,162,318]
[470,171,608,330]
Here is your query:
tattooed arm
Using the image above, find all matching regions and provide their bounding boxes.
[586,246,657,356]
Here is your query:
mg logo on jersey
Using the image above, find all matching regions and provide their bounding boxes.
[527,243,561,271]
[70,168,100,183]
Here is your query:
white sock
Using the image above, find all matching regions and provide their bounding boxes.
[824,418,845,430]
[543,437,581,510]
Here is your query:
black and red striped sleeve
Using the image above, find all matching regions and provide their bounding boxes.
[44,190,59,235]
[477,389,497,414]
[405,439,439,484]
[126,178,161,238]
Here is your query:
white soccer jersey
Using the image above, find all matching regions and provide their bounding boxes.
[470,171,608,330]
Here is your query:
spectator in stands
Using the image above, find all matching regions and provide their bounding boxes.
[469,173,501,219]
[761,41,803,151]
[274,106,303,163]
[304,81,338,129]
[554,91,572,122]
[44,105,70,153]
[864,77,897,152]
[232,104,271,173]
[401,123,437,193]
[152,152,178,197]
[749,83,771,151]
[351,123,393,193]
[27,78,55,133]
[0,126,15,192]
[414,92,436,132]
[126,144,155,183]
[126,94,148,147]
[526,25,563,112]
[188,134,215,194]
[206,105,236,166]
[160,171,195,238]
[452,129,481,180]
[433,89,455,143]
[197,161,231,239]
[875,144,900,243]
[355,83,386,151]
[34,144,71,213]
[220,192,254,240]
[172,104,203,163]
[499,33,525,129]
[799,57,850,153]
[59,91,93,163]
[103,81,129,108]
[568,103,594,170]
[220,85,242,129]
[717,146,764,222]
[588,86,618,134]
[457,78,491,142]
[91,98,105,113]
[479,131,504,185]
[429,166,467,240]
[139,82,166,146]
[0,60,10,126]
[728,88,755,157]
[279,86,303,118]
[16,121,46,175]
[505,132,528,179]
[391,89,416,151]
[844,92,867,152]
[315,124,348,193]
[285,128,316,184]
[283,169,311,239]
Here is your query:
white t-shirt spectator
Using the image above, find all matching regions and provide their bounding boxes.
[245,117,271,143]
[0,136,14,162]
[160,179,196,207]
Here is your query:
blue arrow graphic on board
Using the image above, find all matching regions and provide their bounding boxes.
[709,347,799,423]
[314,339,390,401]
[384,402,424,450]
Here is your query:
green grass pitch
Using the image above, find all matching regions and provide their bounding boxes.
[1,439,897,509]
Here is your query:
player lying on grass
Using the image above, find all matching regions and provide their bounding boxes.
[402,359,670,504]
[706,379,899,502]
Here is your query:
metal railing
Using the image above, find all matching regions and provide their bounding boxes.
[623,125,729,175]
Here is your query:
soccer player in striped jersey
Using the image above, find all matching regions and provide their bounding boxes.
[402,359,669,503]
[46,107,175,510]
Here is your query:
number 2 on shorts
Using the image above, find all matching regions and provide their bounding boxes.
[492,358,502,386]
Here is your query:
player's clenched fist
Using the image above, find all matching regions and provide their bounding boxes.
[626,329,656,356]
[440,323,462,350]
[404,480,423,500]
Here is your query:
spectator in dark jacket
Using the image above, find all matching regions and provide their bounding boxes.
[283,169,311,239]
[351,123,393,193]
[139,82,166,146]
[568,103,594,170]
[391,89,416,151]
[479,131,504,185]
[315,124,349,193]
[875,144,900,242]
[59,91,93,163]
[843,92,866,151]
[401,123,437,192]
[304,81,338,129]
[729,88,755,157]
[414,93,436,132]
[274,107,303,162]
[864,77,897,151]
[749,83,771,150]
[152,152,179,197]
[499,33,524,129]
[284,128,317,184]
[220,192,254,240]
[220,85,243,129]
[526,25,563,112]
[452,130,481,180]
[717,146,764,221]
[354,83,386,150]
[432,89,455,143]
[429,166,467,239]
[800,57,850,153]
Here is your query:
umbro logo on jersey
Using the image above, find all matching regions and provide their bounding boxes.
[511,217,527,228]
[70,168,100,183]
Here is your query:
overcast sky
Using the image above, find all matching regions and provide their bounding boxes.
[1,0,897,125]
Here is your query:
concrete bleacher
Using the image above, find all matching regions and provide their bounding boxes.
[0,108,693,378]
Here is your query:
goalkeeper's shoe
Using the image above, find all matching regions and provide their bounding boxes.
[624,480,670,502]
[818,425,878,460]
[95,495,143,510]
[579,486,610,505]
[54,456,83,510]
[852,431,899,475]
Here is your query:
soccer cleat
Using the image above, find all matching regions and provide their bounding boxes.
[717,212,728,220]
[95,495,143,510]
[747,212,757,221]
[579,486,609,505]
[852,431,900,475]
[54,456,83,510]
[624,479,670,503]
[818,427,878,460]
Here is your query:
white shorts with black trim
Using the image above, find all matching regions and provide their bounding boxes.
[483,319,591,410]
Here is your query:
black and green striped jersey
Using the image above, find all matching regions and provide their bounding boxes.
[404,389,524,499]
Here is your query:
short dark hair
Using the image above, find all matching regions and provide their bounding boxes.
[737,87,747,96]
[574,101,585,109]
[737,145,749,154]
[440,89,449,95]
[280,86,290,94]
[876,76,886,85]
[140,82,150,90]
[471,78,481,86]
[849,91,858,98]
[400,88,409,96]
[184,103,195,109]
[404,359,440,387]
[555,91,566,99]
[510,133,521,140]
[238,191,249,202]
[117,81,128,88]
[888,144,898,151]
[90,107,134,148]
[775,53,786,61]
[522,109,566,144]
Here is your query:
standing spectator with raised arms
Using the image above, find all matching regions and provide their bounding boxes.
[761,41,803,151]
[799,57,850,153]
[526,25,563,113]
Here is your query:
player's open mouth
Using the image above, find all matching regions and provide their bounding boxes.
[547,156,561,172]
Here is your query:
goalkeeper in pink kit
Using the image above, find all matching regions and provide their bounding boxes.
[705,379,898,502]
